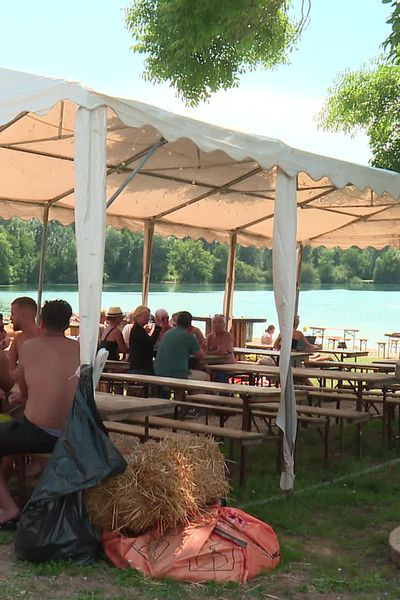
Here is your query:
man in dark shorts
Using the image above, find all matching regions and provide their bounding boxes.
[0,300,79,526]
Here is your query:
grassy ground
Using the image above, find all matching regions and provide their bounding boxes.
[1,419,400,599]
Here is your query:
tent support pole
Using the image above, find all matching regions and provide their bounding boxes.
[106,138,165,209]
[142,221,155,306]
[223,232,237,326]
[294,243,303,316]
[36,203,50,323]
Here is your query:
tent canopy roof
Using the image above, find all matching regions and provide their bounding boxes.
[1,66,399,248]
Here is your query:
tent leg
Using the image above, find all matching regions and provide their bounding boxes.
[273,168,297,491]
[142,221,155,306]
[223,232,237,327]
[36,203,50,323]
[74,106,107,366]
[294,242,303,316]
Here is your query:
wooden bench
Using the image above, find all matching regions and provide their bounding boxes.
[384,397,400,448]
[15,452,51,505]
[124,415,277,485]
[254,402,370,465]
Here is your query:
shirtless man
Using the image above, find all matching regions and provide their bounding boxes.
[8,297,39,372]
[0,299,79,526]
[0,349,13,408]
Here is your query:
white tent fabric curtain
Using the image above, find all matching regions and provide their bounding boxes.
[74,106,107,366]
[273,169,298,490]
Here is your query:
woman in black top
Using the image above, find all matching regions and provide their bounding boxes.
[99,306,129,361]
[128,305,161,374]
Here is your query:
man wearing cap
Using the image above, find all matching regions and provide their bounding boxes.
[98,307,128,361]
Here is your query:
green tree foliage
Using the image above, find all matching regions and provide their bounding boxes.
[373,246,400,283]
[125,0,307,105]
[382,0,400,63]
[317,61,400,172]
[0,219,400,286]
[318,1,400,172]
[300,262,320,284]
[168,238,216,282]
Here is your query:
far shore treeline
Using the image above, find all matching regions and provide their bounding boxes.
[1,218,400,286]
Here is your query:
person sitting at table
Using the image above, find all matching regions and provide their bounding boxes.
[154,308,172,348]
[8,297,40,372]
[99,306,128,361]
[0,316,10,351]
[122,311,135,347]
[274,315,321,353]
[170,312,207,351]
[155,311,205,379]
[207,314,235,363]
[128,305,161,374]
[261,324,275,346]
[0,299,79,526]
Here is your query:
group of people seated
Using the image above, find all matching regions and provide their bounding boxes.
[0,296,320,527]
[0,297,80,527]
[98,306,235,381]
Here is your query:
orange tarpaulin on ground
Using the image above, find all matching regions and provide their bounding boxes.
[103,506,280,583]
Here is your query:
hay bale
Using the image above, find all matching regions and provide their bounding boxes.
[85,435,229,534]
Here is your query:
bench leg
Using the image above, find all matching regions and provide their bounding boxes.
[14,455,27,507]
[339,418,344,456]
[239,445,247,486]
[356,423,362,458]
[324,419,330,468]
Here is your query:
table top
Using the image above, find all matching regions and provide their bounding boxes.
[193,316,266,323]
[207,362,396,384]
[100,372,282,401]
[305,360,395,372]
[310,327,360,333]
[234,347,311,360]
[317,349,369,358]
[95,393,176,420]
[385,333,400,338]
[245,342,274,350]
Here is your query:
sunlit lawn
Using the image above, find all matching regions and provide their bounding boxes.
[1,418,400,599]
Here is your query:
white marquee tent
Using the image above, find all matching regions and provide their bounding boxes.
[1,67,399,488]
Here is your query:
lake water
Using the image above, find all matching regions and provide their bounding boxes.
[0,283,399,350]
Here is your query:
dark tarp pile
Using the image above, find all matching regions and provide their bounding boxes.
[14,365,127,565]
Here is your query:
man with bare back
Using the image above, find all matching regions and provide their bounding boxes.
[0,300,79,526]
[8,297,39,372]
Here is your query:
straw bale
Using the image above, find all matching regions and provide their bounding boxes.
[85,434,229,534]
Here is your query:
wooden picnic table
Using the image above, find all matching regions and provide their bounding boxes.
[305,360,395,373]
[100,371,282,446]
[245,342,274,351]
[316,349,369,362]
[95,392,175,420]
[95,392,176,436]
[206,363,396,411]
[234,347,311,365]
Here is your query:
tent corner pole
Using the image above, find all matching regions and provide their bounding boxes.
[294,242,303,316]
[142,220,155,306]
[36,203,51,323]
[223,232,237,326]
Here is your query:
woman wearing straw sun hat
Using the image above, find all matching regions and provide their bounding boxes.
[98,307,129,361]
[128,305,161,374]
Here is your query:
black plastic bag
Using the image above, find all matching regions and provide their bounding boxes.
[15,364,127,564]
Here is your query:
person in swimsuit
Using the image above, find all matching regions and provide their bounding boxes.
[8,297,40,373]
[274,315,320,352]
[99,307,128,361]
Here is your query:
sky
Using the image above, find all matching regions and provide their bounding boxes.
[1,0,391,165]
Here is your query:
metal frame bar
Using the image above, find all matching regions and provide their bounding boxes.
[106,138,166,209]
